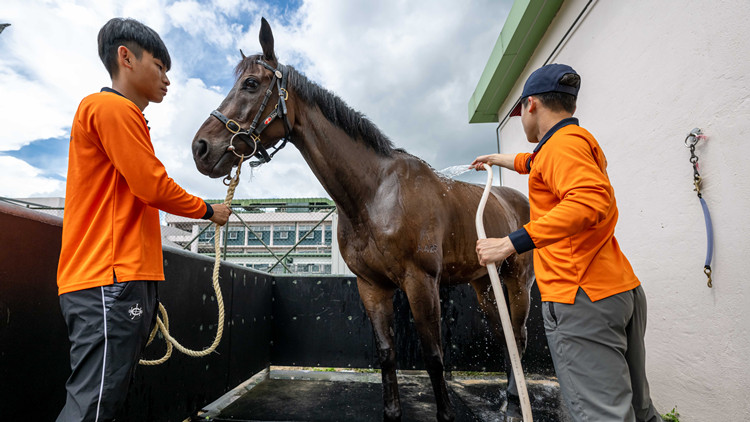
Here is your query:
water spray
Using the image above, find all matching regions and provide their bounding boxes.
[475,163,533,422]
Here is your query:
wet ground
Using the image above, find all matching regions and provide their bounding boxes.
[197,368,567,422]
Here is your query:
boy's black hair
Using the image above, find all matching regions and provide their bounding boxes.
[522,73,580,114]
[97,18,171,77]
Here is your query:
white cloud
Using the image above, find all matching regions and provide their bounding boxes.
[276,0,508,165]
[0,2,107,149]
[0,156,65,197]
[0,0,512,201]
[167,0,234,48]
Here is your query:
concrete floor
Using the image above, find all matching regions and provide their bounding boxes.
[197,368,567,422]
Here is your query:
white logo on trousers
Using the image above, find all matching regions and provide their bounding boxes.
[128,303,143,320]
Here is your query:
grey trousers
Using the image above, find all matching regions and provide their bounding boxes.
[57,280,157,422]
[543,285,662,422]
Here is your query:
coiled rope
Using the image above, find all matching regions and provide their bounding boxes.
[140,156,244,365]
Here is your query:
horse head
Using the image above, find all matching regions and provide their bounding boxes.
[192,18,294,178]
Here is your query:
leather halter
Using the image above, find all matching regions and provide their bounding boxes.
[210,59,292,168]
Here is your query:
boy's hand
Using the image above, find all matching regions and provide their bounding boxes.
[209,204,231,226]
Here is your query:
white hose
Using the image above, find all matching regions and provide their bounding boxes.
[475,163,533,422]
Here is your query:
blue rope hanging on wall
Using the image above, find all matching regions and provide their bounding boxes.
[685,128,713,288]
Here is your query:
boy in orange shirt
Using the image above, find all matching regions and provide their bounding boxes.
[56,18,230,421]
[471,64,662,422]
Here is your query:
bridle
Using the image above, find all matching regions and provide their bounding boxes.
[209,58,292,176]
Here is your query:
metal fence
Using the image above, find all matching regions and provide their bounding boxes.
[167,204,337,275]
[0,197,342,276]
[0,196,65,219]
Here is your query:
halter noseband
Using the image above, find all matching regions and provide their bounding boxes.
[210,59,292,169]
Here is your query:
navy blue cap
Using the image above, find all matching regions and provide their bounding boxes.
[510,64,579,117]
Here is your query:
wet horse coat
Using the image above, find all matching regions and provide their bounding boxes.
[192,18,535,422]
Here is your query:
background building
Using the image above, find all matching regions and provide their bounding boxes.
[164,197,354,276]
[2,196,354,276]
[469,1,750,420]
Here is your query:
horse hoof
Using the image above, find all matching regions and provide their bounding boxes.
[437,410,456,422]
[383,408,401,422]
[502,397,523,422]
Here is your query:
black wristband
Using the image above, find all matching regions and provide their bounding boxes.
[201,201,214,220]
[508,227,535,254]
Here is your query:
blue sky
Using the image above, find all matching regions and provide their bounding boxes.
[0,0,512,201]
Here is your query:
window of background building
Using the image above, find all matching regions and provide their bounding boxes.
[298,224,322,245]
[248,225,271,245]
[324,224,332,245]
[199,226,215,243]
[227,226,245,246]
[274,225,296,245]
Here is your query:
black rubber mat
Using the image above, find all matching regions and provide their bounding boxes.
[209,372,565,422]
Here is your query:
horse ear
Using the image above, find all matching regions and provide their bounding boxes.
[240,49,246,60]
[259,17,276,61]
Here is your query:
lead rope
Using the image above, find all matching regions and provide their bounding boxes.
[475,163,533,422]
[685,129,713,288]
[140,155,245,365]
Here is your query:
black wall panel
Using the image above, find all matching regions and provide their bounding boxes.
[271,277,553,375]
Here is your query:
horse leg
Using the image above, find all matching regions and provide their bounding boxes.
[402,272,455,422]
[501,264,531,421]
[357,277,401,421]
[471,262,531,420]
[500,254,533,373]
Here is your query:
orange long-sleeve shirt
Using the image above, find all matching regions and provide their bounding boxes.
[57,89,210,295]
[508,118,640,304]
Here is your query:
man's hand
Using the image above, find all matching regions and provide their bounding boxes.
[469,154,496,171]
[476,237,516,266]
[469,153,516,171]
[209,204,231,226]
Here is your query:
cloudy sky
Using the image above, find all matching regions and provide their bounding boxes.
[0,0,513,202]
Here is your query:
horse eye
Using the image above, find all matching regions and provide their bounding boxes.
[243,78,260,90]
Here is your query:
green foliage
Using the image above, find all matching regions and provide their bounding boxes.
[661,406,680,422]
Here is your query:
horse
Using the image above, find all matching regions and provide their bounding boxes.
[191,18,535,422]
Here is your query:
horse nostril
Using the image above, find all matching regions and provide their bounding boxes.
[194,139,209,159]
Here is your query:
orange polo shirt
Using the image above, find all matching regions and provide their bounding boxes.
[508,118,640,304]
[57,89,209,295]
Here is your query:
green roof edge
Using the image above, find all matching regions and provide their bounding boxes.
[468,0,563,124]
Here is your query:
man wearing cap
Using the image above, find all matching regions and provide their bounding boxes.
[470,64,662,422]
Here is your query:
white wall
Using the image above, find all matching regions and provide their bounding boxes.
[497,1,750,420]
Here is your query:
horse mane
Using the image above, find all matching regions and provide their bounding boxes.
[235,55,395,157]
